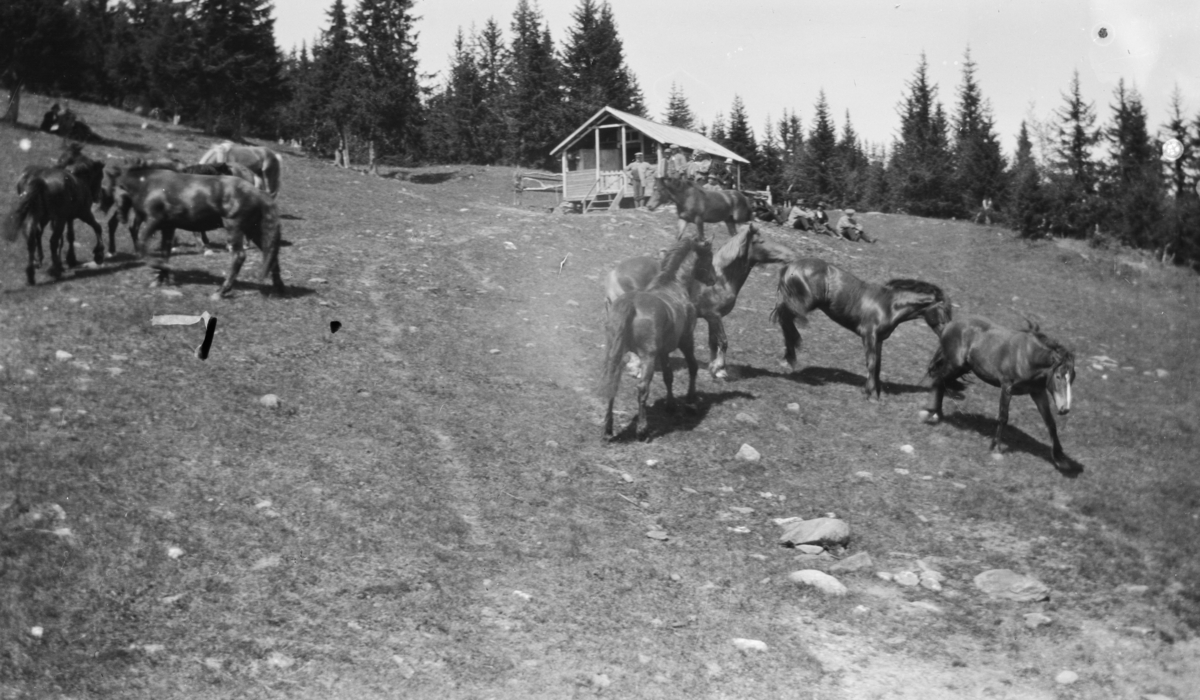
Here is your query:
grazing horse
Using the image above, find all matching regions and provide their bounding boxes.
[646,175,753,242]
[925,316,1076,470]
[200,141,282,198]
[599,238,715,440]
[605,223,795,379]
[4,158,105,285]
[100,164,284,299]
[771,258,952,399]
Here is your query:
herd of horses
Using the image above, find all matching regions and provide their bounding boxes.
[3,141,285,300]
[602,175,1078,473]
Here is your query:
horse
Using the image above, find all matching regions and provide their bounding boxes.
[99,159,257,253]
[771,258,952,399]
[925,316,1076,470]
[4,156,105,285]
[100,163,284,299]
[604,223,795,379]
[46,143,107,263]
[646,175,753,242]
[599,238,715,440]
[200,141,282,198]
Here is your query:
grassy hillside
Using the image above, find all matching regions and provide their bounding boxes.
[2,96,1199,699]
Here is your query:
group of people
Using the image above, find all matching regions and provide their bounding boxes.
[622,144,737,209]
[777,199,876,243]
[39,103,101,143]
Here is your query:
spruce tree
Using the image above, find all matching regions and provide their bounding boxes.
[354,0,424,168]
[193,0,284,136]
[726,95,757,165]
[952,48,1007,217]
[560,0,644,124]
[663,82,695,130]
[1162,86,1191,198]
[755,117,783,192]
[888,53,955,216]
[777,109,804,192]
[1,0,82,123]
[1047,70,1102,237]
[709,112,727,145]
[801,90,837,202]
[1008,121,1045,236]
[312,0,359,165]
[506,0,562,168]
[1103,79,1163,248]
[475,18,510,164]
[835,111,868,208]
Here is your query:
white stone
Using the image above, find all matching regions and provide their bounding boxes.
[974,569,1050,602]
[894,468,910,475]
[894,571,920,587]
[259,394,280,408]
[779,517,851,546]
[1024,612,1052,629]
[731,638,768,652]
[55,350,73,362]
[167,546,184,559]
[735,444,761,462]
[786,403,800,412]
[1054,670,1078,685]
[796,544,824,555]
[900,444,914,454]
[788,570,848,596]
[735,412,758,424]
[1156,369,1169,378]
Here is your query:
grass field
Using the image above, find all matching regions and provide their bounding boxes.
[2,96,1199,699]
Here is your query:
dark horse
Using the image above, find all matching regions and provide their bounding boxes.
[599,238,715,440]
[646,175,754,242]
[605,223,794,379]
[925,315,1076,470]
[100,163,284,299]
[771,258,952,399]
[4,149,105,285]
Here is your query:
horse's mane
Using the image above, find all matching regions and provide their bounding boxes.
[884,278,945,302]
[1023,319,1074,369]
[651,238,706,288]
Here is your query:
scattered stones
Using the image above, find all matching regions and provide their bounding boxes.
[566,299,580,307]
[1156,369,1169,378]
[788,570,848,596]
[854,471,873,480]
[1120,584,1150,596]
[160,289,183,297]
[875,571,894,582]
[779,517,851,547]
[645,530,669,541]
[167,546,185,559]
[267,652,295,669]
[906,601,943,614]
[735,444,761,462]
[55,350,73,362]
[729,506,755,515]
[894,571,920,587]
[1024,612,1052,629]
[894,468,910,475]
[488,348,501,354]
[30,626,43,638]
[251,555,281,570]
[900,445,915,454]
[830,552,874,573]
[796,544,824,555]
[974,569,1050,602]
[1054,670,1078,685]
[785,403,800,413]
[731,638,768,653]
[734,412,758,425]
[259,394,280,408]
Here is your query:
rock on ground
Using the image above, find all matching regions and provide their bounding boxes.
[779,517,851,547]
[973,569,1050,602]
[788,569,848,596]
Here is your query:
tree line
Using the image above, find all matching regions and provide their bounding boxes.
[2,0,1198,267]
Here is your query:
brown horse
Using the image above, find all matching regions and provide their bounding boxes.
[771,258,952,399]
[200,141,282,198]
[646,175,754,242]
[100,163,284,299]
[926,316,1076,470]
[599,238,715,440]
[4,157,105,284]
[605,223,794,379]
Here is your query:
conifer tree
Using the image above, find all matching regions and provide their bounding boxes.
[708,112,727,145]
[663,82,695,130]
[1046,70,1102,237]
[193,0,284,136]
[726,95,757,165]
[755,116,783,192]
[1162,86,1191,198]
[354,0,423,168]
[507,0,562,168]
[801,90,837,201]
[1103,79,1163,248]
[560,0,644,124]
[1,0,82,123]
[835,111,868,207]
[474,18,510,164]
[952,48,1007,217]
[777,110,804,191]
[1008,121,1045,236]
[888,53,955,216]
[312,0,359,165]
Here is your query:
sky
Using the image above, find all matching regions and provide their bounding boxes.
[274,0,1200,157]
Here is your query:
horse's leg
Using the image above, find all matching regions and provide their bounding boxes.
[706,314,728,379]
[158,226,176,286]
[636,354,658,440]
[1031,388,1065,468]
[106,210,121,256]
[865,333,884,400]
[602,397,617,439]
[64,220,79,268]
[695,220,706,243]
[681,330,700,405]
[81,210,104,264]
[991,385,1013,454]
[775,303,802,371]
[724,220,738,240]
[675,217,688,240]
[48,220,65,279]
[215,227,247,299]
[659,351,675,406]
[25,226,39,285]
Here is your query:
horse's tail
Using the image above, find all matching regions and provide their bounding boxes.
[926,343,967,392]
[598,295,636,401]
[2,178,48,243]
[769,264,811,327]
[257,195,283,290]
[268,150,282,198]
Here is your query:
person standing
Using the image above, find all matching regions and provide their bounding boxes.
[665,144,689,180]
[625,152,654,208]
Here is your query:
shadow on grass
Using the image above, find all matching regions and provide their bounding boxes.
[736,363,928,395]
[280,214,303,221]
[381,170,459,185]
[606,388,756,442]
[166,268,318,298]
[98,136,153,153]
[941,410,1085,478]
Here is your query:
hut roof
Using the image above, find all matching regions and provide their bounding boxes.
[550,106,749,164]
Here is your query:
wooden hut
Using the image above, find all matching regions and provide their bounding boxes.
[550,106,749,212]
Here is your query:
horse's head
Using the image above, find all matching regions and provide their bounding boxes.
[926,292,953,335]
[1047,350,1076,415]
[99,162,124,212]
[747,224,795,266]
[691,239,716,287]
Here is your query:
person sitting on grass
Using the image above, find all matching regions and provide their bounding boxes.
[811,202,835,236]
[835,209,876,243]
[787,200,815,231]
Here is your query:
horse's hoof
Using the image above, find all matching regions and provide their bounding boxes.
[713,368,728,381]
[990,452,1005,462]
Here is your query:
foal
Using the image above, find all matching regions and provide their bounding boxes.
[771,258,952,399]
[926,316,1076,469]
[646,176,754,242]
[599,238,715,440]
